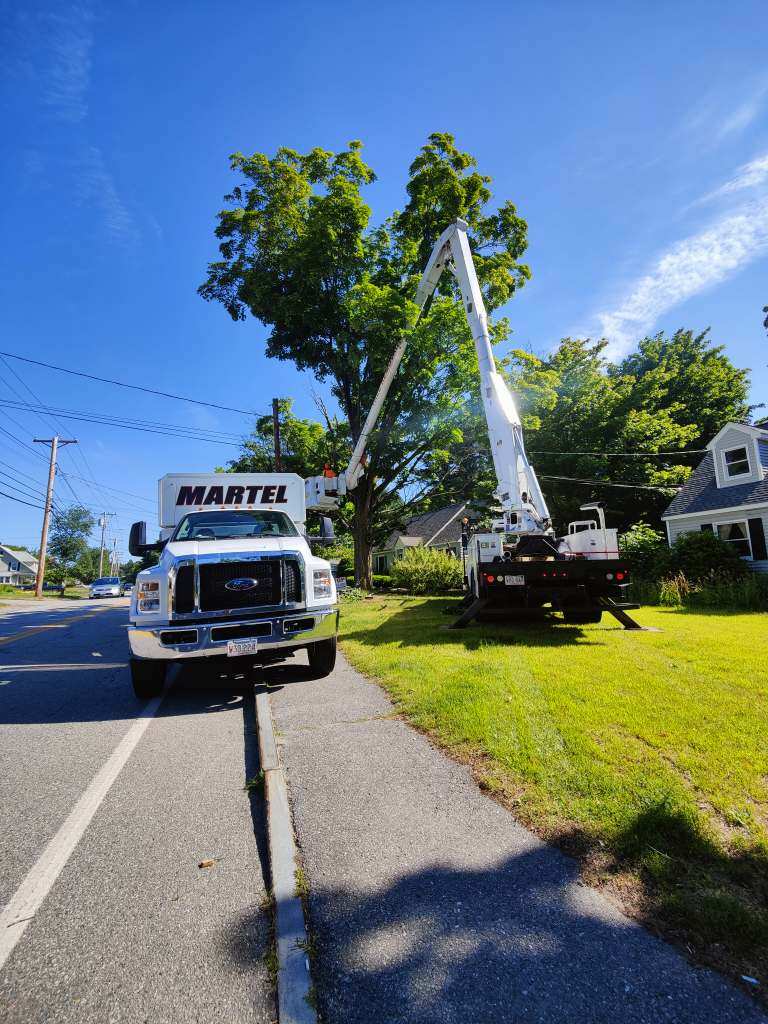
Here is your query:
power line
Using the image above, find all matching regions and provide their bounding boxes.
[0,350,266,417]
[0,399,244,446]
[540,474,678,492]
[0,354,111,509]
[530,449,706,457]
[0,488,44,509]
[0,398,244,440]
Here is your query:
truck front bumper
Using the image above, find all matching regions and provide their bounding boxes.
[128,607,338,661]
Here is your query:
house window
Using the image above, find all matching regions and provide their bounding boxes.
[716,521,752,558]
[375,555,388,573]
[723,446,750,478]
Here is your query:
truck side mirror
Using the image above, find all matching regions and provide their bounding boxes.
[129,521,147,556]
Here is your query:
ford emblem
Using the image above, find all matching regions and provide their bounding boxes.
[224,577,259,592]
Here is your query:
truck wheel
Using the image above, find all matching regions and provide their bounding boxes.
[130,658,166,699]
[307,637,337,678]
[563,607,602,625]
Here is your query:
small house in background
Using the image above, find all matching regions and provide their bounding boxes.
[373,502,468,574]
[0,545,39,586]
[661,421,768,572]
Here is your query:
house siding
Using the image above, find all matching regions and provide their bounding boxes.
[666,507,768,575]
[712,426,763,487]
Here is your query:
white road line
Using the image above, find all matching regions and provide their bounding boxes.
[0,691,164,972]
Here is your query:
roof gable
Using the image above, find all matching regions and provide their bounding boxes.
[662,452,768,518]
[707,422,768,450]
[382,501,467,550]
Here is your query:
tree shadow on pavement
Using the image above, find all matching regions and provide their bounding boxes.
[291,843,765,1024]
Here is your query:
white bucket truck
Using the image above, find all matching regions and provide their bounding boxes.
[127,473,338,698]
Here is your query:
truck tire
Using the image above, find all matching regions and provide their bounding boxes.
[563,607,603,625]
[307,637,337,678]
[130,658,166,699]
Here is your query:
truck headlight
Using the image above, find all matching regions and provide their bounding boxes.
[313,569,333,599]
[137,580,160,612]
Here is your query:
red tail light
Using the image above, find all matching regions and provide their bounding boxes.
[485,574,495,584]
[616,572,625,581]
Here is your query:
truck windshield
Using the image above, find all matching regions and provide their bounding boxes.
[172,510,299,542]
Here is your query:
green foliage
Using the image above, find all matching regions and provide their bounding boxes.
[669,530,750,583]
[653,572,768,611]
[224,399,351,480]
[619,523,671,580]
[48,506,95,568]
[201,133,530,584]
[372,574,392,589]
[119,559,144,584]
[73,547,101,583]
[390,547,464,594]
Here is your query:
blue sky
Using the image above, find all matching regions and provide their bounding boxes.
[1,0,767,554]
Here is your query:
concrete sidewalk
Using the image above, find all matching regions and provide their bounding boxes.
[267,651,765,1024]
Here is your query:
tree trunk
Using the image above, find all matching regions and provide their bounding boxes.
[352,486,374,590]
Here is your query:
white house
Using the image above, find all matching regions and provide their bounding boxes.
[0,544,39,586]
[372,502,468,574]
[661,421,768,573]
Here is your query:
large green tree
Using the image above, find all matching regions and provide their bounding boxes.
[48,506,95,573]
[200,133,529,584]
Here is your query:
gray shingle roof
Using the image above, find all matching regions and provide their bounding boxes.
[662,452,768,517]
[382,502,467,550]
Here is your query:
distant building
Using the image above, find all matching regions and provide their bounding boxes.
[372,502,467,574]
[661,421,768,573]
[0,545,39,586]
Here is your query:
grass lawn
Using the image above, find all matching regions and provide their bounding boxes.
[0,586,87,602]
[340,596,768,987]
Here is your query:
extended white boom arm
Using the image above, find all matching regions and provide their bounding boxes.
[306,219,550,534]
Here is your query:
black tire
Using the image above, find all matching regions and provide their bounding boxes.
[130,658,166,699]
[563,606,603,625]
[306,637,337,678]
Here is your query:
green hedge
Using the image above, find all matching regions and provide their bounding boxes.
[389,547,464,594]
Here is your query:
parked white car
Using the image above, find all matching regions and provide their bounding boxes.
[89,576,123,598]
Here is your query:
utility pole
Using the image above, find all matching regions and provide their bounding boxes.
[97,513,115,577]
[272,398,283,471]
[34,436,78,599]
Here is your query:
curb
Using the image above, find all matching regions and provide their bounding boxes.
[255,690,317,1024]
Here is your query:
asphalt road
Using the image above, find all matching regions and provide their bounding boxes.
[0,599,274,1023]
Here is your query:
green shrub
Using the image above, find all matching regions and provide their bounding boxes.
[620,523,671,580]
[652,571,768,611]
[390,547,464,594]
[372,574,392,590]
[669,530,750,583]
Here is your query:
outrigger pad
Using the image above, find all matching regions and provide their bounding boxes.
[598,597,645,630]
[449,597,488,629]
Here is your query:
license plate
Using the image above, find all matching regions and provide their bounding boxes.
[505,575,525,586]
[227,639,259,657]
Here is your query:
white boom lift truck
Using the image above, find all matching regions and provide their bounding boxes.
[306,220,640,629]
[127,473,338,698]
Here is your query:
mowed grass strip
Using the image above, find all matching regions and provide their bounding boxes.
[339,596,768,985]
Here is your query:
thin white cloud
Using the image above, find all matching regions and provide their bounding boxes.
[595,197,768,356]
[682,77,768,150]
[41,4,94,123]
[77,146,139,246]
[696,152,768,205]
